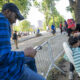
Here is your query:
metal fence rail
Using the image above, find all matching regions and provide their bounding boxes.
[35,34,68,78]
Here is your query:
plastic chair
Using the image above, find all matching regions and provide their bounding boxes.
[63,42,80,76]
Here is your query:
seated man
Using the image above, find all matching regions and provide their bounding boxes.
[0,3,46,80]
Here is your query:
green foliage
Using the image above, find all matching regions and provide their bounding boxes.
[13,25,21,31]
[43,1,64,27]
[13,0,31,17]
[48,15,64,28]
[20,20,31,31]
[55,16,64,27]
[66,6,73,12]
[13,20,32,32]
[48,17,53,26]
[33,0,40,8]
[72,11,75,20]
[66,6,75,20]
[43,22,47,30]
[41,0,52,26]
[33,0,63,29]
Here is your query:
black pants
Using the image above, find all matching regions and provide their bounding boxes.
[70,63,75,72]
[60,28,62,33]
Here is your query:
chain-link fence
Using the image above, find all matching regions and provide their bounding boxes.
[35,34,68,78]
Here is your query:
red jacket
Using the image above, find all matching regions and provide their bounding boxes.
[60,24,62,29]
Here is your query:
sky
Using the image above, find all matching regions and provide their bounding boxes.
[27,0,72,27]
[27,6,44,28]
[55,0,72,20]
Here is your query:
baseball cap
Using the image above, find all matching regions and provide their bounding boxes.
[2,3,24,20]
[67,19,75,29]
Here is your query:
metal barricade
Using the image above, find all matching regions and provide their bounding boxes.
[34,34,68,78]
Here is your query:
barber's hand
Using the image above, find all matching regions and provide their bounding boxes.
[24,47,37,58]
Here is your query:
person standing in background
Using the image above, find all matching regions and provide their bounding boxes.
[13,31,19,49]
[59,22,63,34]
[51,23,56,34]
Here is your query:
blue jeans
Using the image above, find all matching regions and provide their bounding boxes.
[24,57,37,72]
[19,57,46,80]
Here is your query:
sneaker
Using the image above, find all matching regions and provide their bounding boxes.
[69,72,73,80]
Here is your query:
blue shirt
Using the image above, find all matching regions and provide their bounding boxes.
[51,25,55,30]
[37,29,40,34]
[0,13,25,80]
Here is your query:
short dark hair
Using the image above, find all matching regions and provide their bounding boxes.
[68,36,78,46]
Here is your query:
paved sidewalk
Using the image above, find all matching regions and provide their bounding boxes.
[11,29,62,45]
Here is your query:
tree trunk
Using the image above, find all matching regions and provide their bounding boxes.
[53,16,55,25]
[45,16,48,26]
[51,1,55,25]
[69,0,80,24]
